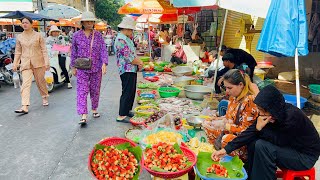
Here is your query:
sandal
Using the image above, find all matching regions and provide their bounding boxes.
[78,119,87,125]
[43,98,49,106]
[14,109,28,114]
[93,113,100,118]
[116,116,131,123]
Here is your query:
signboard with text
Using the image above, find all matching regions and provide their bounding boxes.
[0,0,33,11]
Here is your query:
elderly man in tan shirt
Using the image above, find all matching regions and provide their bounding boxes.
[13,17,50,114]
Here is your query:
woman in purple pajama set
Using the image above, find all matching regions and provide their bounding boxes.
[70,11,108,125]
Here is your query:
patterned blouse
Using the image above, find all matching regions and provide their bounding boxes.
[70,30,108,73]
[225,94,259,134]
[114,32,137,75]
[46,35,67,58]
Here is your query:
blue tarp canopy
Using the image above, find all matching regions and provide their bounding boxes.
[256,0,309,109]
[0,11,58,21]
[257,0,308,57]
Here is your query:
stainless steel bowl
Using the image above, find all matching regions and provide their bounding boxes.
[187,116,205,128]
[184,85,212,100]
[173,76,194,87]
[172,66,193,76]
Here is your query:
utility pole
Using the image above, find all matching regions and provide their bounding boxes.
[86,0,89,11]
[37,0,47,35]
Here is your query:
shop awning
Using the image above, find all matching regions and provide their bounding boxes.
[172,0,271,18]
[0,0,33,12]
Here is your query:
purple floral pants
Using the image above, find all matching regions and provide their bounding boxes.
[76,70,102,115]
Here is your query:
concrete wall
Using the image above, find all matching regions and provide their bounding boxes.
[264,52,320,81]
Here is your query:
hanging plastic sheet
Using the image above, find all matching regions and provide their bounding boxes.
[256,0,309,57]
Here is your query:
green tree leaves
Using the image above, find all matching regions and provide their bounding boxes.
[94,0,125,28]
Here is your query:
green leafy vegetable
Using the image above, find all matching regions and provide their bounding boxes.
[196,152,244,179]
[173,143,183,154]
[151,166,169,172]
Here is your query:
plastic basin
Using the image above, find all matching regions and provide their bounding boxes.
[154,66,164,72]
[159,61,170,67]
[309,84,320,94]
[194,155,248,180]
[158,87,181,98]
[141,56,150,62]
[283,94,307,108]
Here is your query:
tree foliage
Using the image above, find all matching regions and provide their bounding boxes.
[95,0,125,28]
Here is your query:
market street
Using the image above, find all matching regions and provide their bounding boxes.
[0,55,319,180]
[0,56,151,180]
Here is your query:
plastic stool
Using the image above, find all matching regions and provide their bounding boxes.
[276,167,315,180]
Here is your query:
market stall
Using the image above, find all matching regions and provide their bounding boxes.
[87,53,249,179]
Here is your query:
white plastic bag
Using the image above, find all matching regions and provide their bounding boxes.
[44,71,53,84]
[13,72,20,88]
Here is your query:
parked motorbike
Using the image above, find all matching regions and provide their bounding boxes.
[0,53,14,85]
[104,35,114,56]
[47,53,72,93]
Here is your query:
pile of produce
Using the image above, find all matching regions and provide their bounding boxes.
[134,106,160,116]
[145,110,167,124]
[144,142,191,172]
[90,143,142,180]
[136,97,155,104]
[137,83,159,89]
[157,98,202,115]
[164,66,172,72]
[186,137,215,155]
[137,89,157,96]
[196,152,246,179]
[130,116,146,124]
[157,74,173,86]
[143,131,183,145]
[144,62,155,71]
[206,164,228,178]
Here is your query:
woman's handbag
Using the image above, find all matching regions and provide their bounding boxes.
[74,31,95,70]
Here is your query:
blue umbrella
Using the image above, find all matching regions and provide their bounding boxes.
[39,4,81,19]
[0,11,57,21]
[257,0,308,108]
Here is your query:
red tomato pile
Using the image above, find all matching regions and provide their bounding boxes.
[164,67,172,72]
[144,142,189,172]
[91,146,139,180]
[206,164,228,177]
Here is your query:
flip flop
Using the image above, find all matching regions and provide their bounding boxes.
[14,109,28,114]
[93,113,100,118]
[116,116,131,123]
[43,102,49,106]
[78,119,87,125]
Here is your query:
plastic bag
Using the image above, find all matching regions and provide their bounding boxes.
[44,71,53,84]
[201,107,217,117]
[13,72,20,88]
[202,119,226,131]
[139,113,185,148]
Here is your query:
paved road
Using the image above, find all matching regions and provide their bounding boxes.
[0,56,151,180]
[0,56,319,180]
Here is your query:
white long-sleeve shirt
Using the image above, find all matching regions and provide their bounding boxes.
[204,56,225,77]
